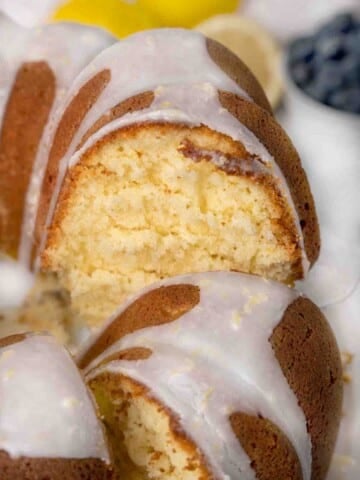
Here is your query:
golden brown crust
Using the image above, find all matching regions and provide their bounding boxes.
[0,451,112,480]
[79,284,200,369]
[206,38,272,113]
[77,91,155,150]
[271,297,343,480]
[34,69,111,257]
[178,137,258,173]
[94,347,153,371]
[0,61,55,258]
[230,412,302,480]
[0,333,27,348]
[218,92,320,266]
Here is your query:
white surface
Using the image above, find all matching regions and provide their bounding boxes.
[0,334,109,460]
[0,259,34,309]
[278,77,360,480]
[0,0,59,27]
[86,272,311,480]
[242,0,360,42]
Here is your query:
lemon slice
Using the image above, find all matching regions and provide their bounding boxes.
[52,0,159,38]
[139,0,239,28]
[195,14,283,109]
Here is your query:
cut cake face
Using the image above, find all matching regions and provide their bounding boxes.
[35,29,319,327]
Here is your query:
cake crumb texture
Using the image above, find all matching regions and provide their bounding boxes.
[44,123,303,326]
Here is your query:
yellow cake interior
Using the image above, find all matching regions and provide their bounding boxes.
[90,373,211,480]
[43,123,300,327]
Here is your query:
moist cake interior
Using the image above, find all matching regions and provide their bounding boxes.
[91,373,211,480]
[44,123,301,326]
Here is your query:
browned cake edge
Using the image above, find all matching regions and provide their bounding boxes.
[218,92,320,266]
[206,38,272,114]
[0,333,27,348]
[34,68,111,258]
[230,412,303,480]
[0,61,55,258]
[0,451,112,480]
[79,284,200,369]
[77,91,155,150]
[271,296,343,480]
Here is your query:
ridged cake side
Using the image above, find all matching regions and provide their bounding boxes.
[80,272,342,480]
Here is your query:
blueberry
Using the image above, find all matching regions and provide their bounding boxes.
[304,81,329,103]
[288,37,315,64]
[290,62,314,87]
[311,52,327,74]
[340,55,360,85]
[315,34,347,61]
[345,30,360,55]
[317,12,356,38]
[303,63,345,103]
[318,62,345,90]
[328,87,360,113]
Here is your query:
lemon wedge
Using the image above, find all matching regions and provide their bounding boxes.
[52,0,159,38]
[195,14,283,109]
[139,0,239,28]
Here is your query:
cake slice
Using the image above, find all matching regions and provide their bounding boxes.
[38,29,319,327]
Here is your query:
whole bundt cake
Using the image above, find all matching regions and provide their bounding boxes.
[0,333,111,479]
[0,23,344,480]
[79,271,342,480]
[22,28,320,329]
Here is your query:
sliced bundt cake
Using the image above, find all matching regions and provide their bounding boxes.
[79,271,342,480]
[35,29,319,327]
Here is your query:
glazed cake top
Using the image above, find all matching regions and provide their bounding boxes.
[82,271,312,480]
[0,333,109,461]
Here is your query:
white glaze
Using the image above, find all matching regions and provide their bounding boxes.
[0,257,34,309]
[18,22,115,266]
[0,333,109,461]
[84,271,311,480]
[37,28,308,273]
[0,16,30,125]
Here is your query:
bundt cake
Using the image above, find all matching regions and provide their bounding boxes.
[79,271,342,480]
[0,20,114,261]
[25,28,320,328]
[0,332,111,479]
